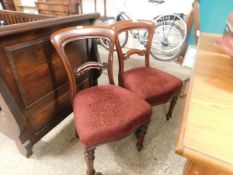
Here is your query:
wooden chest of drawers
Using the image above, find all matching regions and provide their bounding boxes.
[35,0,80,16]
[0,10,100,157]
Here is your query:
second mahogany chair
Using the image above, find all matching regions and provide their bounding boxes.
[50,26,152,175]
[113,20,183,120]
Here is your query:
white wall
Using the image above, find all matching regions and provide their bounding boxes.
[13,0,38,14]
[82,0,194,53]
[19,0,37,7]
[82,0,194,19]
[15,0,194,18]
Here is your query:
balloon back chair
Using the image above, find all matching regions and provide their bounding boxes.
[50,26,152,175]
[113,20,183,120]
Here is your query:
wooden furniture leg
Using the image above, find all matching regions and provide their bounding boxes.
[75,132,79,138]
[135,122,149,151]
[16,139,33,158]
[94,0,97,12]
[183,160,229,175]
[103,0,106,17]
[79,0,83,13]
[166,95,179,120]
[85,148,96,175]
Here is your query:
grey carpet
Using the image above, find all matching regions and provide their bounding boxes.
[0,47,191,175]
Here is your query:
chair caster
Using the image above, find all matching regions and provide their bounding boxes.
[136,143,143,152]
[166,113,171,121]
[86,171,102,175]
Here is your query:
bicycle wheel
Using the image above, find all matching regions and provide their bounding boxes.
[150,14,187,61]
[94,17,128,50]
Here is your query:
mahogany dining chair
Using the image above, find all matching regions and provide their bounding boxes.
[50,26,152,175]
[113,20,183,120]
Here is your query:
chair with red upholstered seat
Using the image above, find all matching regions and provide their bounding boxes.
[50,26,152,175]
[113,20,183,120]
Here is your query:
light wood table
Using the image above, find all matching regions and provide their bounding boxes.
[176,33,233,175]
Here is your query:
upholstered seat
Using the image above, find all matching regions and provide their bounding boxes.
[73,85,152,149]
[122,67,183,106]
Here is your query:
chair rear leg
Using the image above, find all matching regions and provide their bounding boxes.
[85,148,96,175]
[135,122,150,151]
[75,132,79,138]
[166,95,179,120]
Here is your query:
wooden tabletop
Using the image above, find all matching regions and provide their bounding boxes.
[176,33,233,174]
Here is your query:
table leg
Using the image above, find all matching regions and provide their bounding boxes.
[183,160,228,175]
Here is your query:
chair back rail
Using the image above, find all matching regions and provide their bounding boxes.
[50,26,116,100]
[0,10,54,25]
[111,20,155,83]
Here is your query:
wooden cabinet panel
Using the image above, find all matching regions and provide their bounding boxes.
[4,39,87,106]
[35,0,80,16]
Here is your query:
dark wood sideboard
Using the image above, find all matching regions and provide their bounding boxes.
[0,10,100,157]
[35,0,80,16]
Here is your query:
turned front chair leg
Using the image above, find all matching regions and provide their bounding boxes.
[166,95,179,120]
[84,148,96,175]
[135,122,150,151]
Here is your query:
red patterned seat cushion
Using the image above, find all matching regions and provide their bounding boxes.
[122,67,183,105]
[73,85,152,149]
